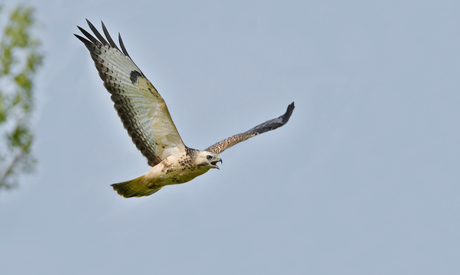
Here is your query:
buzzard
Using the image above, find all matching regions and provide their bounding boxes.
[75,20,295,198]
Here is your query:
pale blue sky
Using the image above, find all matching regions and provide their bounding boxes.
[1,0,460,274]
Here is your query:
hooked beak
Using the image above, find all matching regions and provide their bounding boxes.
[211,157,223,170]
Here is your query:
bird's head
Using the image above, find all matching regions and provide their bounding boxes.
[196,151,223,170]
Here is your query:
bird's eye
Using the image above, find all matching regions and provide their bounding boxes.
[206,155,213,160]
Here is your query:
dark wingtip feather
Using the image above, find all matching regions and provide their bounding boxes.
[74,33,92,47]
[77,26,101,45]
[282,102,295,124]
[101,21,120,51]
[118,33,131,58]
[86,19,109,46]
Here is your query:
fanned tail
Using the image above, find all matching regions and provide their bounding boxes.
[111,175,163,198]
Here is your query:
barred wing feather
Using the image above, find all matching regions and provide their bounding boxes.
[205,102,295,155]
[75,20,186,166]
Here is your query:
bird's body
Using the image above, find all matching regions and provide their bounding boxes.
[112,149,217,197]
[75,20,295,198]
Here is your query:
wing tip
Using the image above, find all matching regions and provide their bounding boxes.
[118,32,131,57]
[76,19,130,58]
[282,101,295,124]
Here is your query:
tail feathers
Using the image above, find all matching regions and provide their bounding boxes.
[111,175,163,198]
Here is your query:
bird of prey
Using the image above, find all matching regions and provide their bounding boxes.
[75,20,295,198]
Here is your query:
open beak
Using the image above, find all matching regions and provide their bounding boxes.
[211,157,223,170]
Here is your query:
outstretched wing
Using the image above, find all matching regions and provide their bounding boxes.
[205,102,295,155]
[75,20,186,166]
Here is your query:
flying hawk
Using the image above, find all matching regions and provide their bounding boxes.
[75,20,295,198]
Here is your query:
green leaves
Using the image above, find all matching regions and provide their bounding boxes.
[0,5,43,191]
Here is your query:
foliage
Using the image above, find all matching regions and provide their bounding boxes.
[0,5,43,191]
